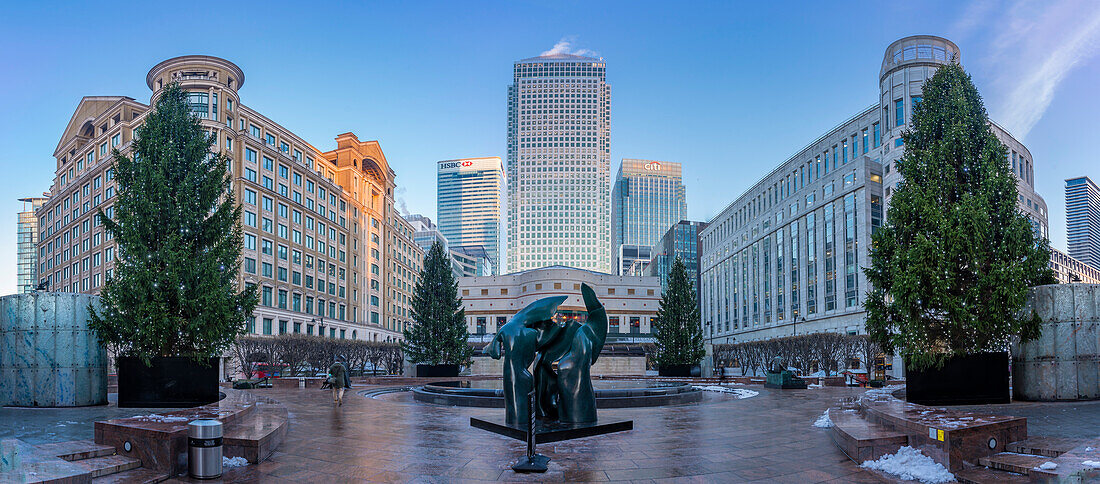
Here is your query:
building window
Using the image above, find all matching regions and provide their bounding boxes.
[895,99,904,127]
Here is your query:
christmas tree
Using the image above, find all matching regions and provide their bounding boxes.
[89,83,257,361]
[863,63,1054,370]
[402,241,472,365]
[653,257,706,367]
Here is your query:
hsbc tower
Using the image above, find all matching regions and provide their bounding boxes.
[437,157,504,274]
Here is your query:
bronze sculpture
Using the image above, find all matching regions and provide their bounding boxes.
[486,283,608,425]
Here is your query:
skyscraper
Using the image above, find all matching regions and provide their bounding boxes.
[507,53,611,273]
[437,157,503,273]
[612,159,686,274]
[17,196,49,293]
[1066,176,1100,268]
[648,220,706,291]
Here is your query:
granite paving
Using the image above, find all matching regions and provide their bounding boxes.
[0,393,183,445]
[952,398,1100,439]
[165,384,892,483]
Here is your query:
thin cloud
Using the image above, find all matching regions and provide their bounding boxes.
[541,37,597,57]
[980,0,1100,138]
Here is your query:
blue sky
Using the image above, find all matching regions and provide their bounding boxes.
[2,0,1100,294]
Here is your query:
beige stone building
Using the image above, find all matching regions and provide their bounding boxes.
[457,266,660,342]
[36,55,418,342]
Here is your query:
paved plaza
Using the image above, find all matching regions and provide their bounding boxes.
[5,382,1099,482]
[163,384,881,483]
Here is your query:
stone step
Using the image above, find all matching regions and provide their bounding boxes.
[91,467,170,484]
[71,454,142,478]
[978,452,1050,475]
[36,439,116,461]
[955,466,1030,484]
[828,407,909,463]
[1006,436,1081,458]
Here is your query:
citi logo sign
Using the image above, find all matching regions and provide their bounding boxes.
[644,162,661,171]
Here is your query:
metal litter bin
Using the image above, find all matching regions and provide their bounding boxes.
[188,419,223,479]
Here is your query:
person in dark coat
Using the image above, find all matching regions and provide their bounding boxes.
[327,357,352,406]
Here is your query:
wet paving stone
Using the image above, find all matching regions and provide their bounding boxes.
[127,382,1096,482]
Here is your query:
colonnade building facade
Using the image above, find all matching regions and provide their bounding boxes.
[700,36,1049,346]
[36,55,417,342]
[458,266,660,343]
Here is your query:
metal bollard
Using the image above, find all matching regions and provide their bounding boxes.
[188,419,223,479]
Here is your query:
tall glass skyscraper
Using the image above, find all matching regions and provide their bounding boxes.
[1066,176,1100,268]
[647,220,706,290]
[507,53,611,273]
[437,157,503,274]
[17,197,49,293]
[612,159,686,275]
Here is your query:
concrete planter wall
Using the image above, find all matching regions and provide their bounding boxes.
[1013,283,1100,401]
[0,292,108,407]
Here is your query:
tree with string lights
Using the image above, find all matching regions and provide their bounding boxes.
[89,83,257,362]
[863,62,1055,372]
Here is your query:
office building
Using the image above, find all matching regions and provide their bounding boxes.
[458,266,659,342]
[612,159,686,275]
[451,245,493,277]
[699,36,1048,348]
[387,207,424,337]
[507,53,611,273]
[405,214,449,253]
[1051,248,1100,284]
[17,196,49,294]
[647,220,706,291]
[437,157,503,273]
[37,55,416,342]
[1066,176,1100,268]
[405,214,491,277]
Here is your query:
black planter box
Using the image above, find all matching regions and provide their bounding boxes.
[416,364,460,377]
[905,352,1010,405]
[658,364,696,377]
[117,356,220,408]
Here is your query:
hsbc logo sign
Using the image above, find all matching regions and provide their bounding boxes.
[644,162,661,171]
[439,160,474,171]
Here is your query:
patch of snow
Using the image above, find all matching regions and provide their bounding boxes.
[807,383,824,389]
[1082,460,1100,469]
[133,414,190,423]
[813,410,833,428]
[860,446,955,484]
[693,385,759,399]
[1037,462,1057,470]
[223,456,249,468]
[1085,446,1094,452]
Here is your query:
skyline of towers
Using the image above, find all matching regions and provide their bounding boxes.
[506,52,612,274]
[16,197,48,294]
[612,159,686,275]
[1066,176,1100,268]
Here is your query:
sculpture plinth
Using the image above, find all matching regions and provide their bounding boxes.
[471,283,632,472]
[763,356,807,389]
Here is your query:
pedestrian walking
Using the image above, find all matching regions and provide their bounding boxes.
[327,357,352,406]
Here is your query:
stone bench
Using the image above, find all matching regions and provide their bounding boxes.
[94,389,287,477]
